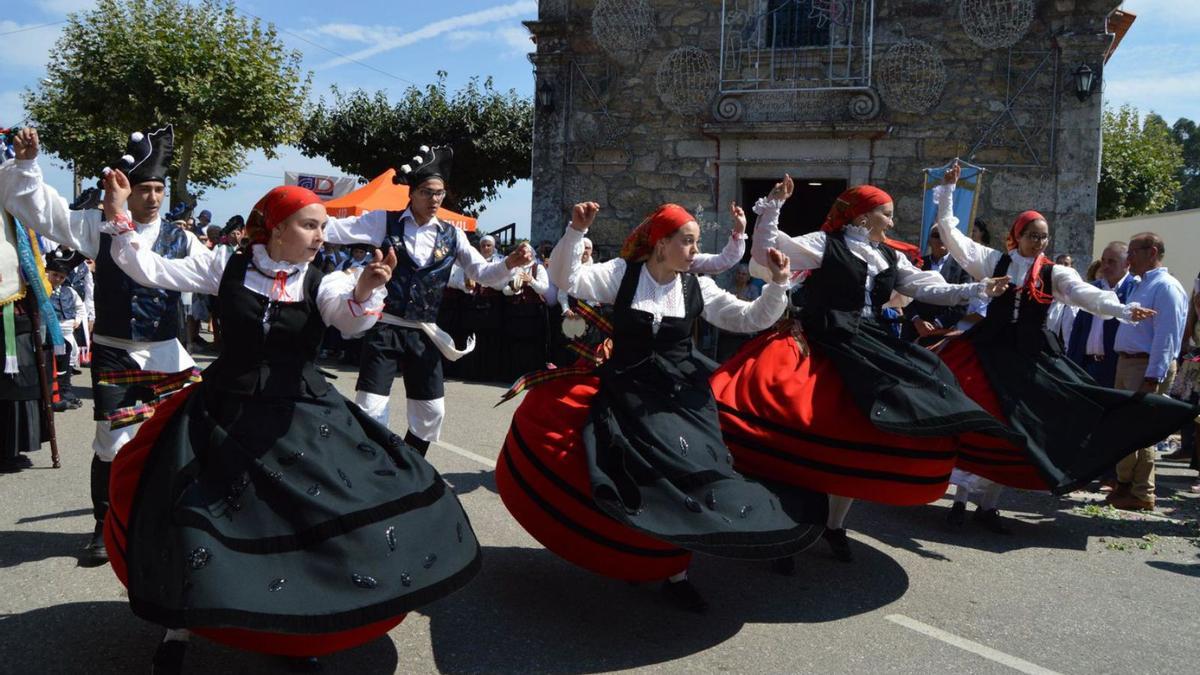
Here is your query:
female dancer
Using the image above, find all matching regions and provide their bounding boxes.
[496,201,824,612]
[933,163,1198,506]
[711,176,1016,563]
[99,172,481,672]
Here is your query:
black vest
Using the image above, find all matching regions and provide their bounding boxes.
[201,251,328,398]
[49,285,76,323]
[607,261,703,372]
[800,231,897,339]
[93,225,190,342]
[972,253,1056,353]
[382,212,459,321]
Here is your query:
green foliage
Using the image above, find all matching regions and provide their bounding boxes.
[298,73,533,216]
[23,0,311,205]
[1097,105,1183,220]
[1168,118,1200,211]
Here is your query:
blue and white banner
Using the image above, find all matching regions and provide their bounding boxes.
[920,159,985,252]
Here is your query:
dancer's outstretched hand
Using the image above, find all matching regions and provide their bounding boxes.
[102,169,131,222]
[12,127,39,160]
[730,201,747,236]
[505,242,534,269]
[982,275,1011,297]
[943,160,961,185]
[1129,306,1157,322]
[768,174,794,201]
[355,247,398,302]
[766,247,791,284]
[571,202,600,232]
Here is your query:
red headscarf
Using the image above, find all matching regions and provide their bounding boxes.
[821,185,892,233]
[619,204,695,261]
[247,186,323,243]
[1006,210,1054,304]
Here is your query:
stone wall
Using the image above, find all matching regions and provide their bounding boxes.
[528,0,1119,267]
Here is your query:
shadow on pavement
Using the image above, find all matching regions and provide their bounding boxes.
[442,470,498,497]
[16,507,92,524]
[1146,560,1200,578]
[0,601,400,674]
[424,542,908,672]
[0,528,90,568]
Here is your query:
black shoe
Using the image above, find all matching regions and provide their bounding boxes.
[771,555,797,576]
[52,400,70,413]
[823,528,854,562]
[287,656,323,672]
[65,398,83,410]
[82,521,109,566]
[947,501,967,526]
[151,639,187,675]
[661,578,708,613]
[973,508,1013,535]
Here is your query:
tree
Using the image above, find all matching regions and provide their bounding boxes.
[298,74,533,216]
[1097,105,1183,220]
[23,0,311,206]
[1168,118,1200,211]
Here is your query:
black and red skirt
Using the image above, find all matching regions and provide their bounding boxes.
[105,378,480,657]
[712,324,1018,506]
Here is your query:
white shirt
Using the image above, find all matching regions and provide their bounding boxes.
[932,184,1130,322]
[109,236,385,338]
[0,157,209,370]
[322,209,511,295]
[1085,274,1130,355]
[550,226,787,333]
[690,232,747,276]
[748,196,986,310]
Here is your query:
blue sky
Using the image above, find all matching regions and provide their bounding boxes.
[2,0,1196,237]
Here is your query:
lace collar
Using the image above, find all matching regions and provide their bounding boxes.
[250,244,307,277]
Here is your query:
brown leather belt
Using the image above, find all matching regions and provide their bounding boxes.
[1118,352,1150,359]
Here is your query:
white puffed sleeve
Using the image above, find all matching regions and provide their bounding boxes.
[690,231,745,275]
[748,197,825,280]
[932,184,1003,282]
[698,276,788,333]
[316,268,386,337]
[109,230,227,295]
[1051,265,1130,320]
[894,253,985,305]
[549,226,624,305]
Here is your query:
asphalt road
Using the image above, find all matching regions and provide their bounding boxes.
[2,354,1198,674]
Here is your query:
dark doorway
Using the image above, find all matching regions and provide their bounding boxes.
[740,178,847,254]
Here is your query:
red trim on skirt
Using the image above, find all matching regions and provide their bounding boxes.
[936,337,1046,489]
[710,330,958,506]
[497,375,691,582]
[104,385,406,657]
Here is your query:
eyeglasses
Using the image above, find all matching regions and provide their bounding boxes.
[1021,232,1049,242]
[417,188,447,199]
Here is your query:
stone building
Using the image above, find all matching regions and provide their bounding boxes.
[526,0,1129,266]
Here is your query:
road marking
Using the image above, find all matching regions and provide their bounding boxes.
[433,440,497,469]
[885,614,1063,675]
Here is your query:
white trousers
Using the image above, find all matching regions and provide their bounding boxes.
[354,391,445,443]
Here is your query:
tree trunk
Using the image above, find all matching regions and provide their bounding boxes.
[172,128,196,209]
[72,167,82,199]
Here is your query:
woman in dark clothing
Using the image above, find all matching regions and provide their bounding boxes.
[497,200,824,613]
[99,173,481,673]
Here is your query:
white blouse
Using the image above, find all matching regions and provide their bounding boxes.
[748,197,985,309]
[931,185,1130,321]
[549,226,787,333]
[109,235,386,337]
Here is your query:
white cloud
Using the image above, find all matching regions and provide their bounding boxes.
[35,0,97,16]
[300,23,404,45]
[441,26,533,56]
[315,0,537,70]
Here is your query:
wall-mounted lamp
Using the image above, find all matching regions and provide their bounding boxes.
[536,80,555,113]
[1073,63,1100,102]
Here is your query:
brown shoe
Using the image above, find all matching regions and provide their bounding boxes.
[1106,494,1155,511]
[1105,482,1132,501]
[1098,478,1118,493]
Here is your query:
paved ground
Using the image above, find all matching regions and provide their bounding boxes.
[2,353,1198,674]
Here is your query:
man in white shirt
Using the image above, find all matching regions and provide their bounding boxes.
[1,126,207,564]
[323,145,531,455]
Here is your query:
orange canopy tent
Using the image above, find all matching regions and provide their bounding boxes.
[323,169,477,232]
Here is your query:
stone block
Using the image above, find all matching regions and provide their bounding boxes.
[675,139,717,159]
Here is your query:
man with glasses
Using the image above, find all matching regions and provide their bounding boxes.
[324,145,532,456]
[1067,242,1136,387]
[1110,232,1189,510]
